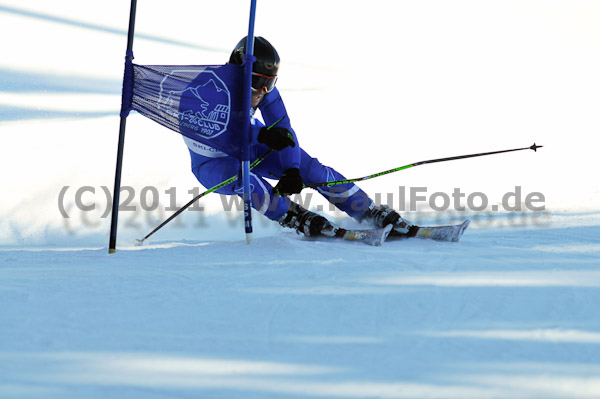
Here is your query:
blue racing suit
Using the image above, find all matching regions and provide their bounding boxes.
[186,87,372,221]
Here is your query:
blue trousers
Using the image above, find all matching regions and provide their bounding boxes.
[191,144,372,221]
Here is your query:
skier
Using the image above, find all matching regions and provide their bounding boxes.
[185,36,413,237]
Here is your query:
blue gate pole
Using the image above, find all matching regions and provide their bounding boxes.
[109,0,137,253]
[241,0,258,244]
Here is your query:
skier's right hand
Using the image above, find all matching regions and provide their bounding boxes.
[273,168,304,196]
[258,127,295,151]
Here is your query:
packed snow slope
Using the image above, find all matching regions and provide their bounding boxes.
[2,223,600,399]
[1,1,600,398]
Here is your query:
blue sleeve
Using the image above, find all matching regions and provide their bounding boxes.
[250,117,265,144]
[257,88,301,169]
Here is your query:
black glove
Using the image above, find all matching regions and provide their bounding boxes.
[258,127,295,151]
[274,168,304,196]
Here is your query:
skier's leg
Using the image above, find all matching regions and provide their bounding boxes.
[298,150,379,219]
[193,156,335,236]
[193,156,290,222]
[254,148,371,218]
[275,149,413,233]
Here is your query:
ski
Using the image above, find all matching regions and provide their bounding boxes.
[389,219,470,242]
[318,224,393,246]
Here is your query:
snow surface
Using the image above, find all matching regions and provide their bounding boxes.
[1,1,600,398]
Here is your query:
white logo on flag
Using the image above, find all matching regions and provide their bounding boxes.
[158,69,231,139]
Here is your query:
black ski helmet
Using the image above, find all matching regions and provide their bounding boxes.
[229,36,280,76]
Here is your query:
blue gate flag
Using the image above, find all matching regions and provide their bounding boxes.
[125,63,246,159]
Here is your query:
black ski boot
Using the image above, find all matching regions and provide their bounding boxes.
[360,203,413,234]
[278,204,337,237]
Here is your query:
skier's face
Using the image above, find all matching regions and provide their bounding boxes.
[251,87,267,107]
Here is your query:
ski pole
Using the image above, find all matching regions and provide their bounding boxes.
[307,143,543,188]
[135,116,286,245]
[135,148,273,245]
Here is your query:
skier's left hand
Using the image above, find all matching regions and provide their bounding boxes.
[273,168,304,196]
[258,127,295,151]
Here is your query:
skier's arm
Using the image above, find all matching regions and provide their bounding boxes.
[258,88,301,169]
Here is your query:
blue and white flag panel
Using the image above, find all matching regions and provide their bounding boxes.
[129,64,246,159]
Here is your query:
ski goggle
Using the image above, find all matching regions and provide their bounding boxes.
[251,72,278,93]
